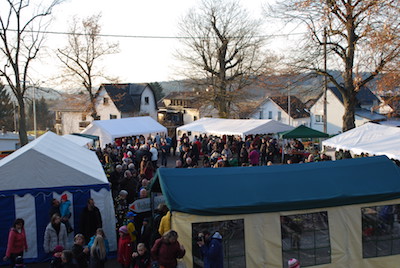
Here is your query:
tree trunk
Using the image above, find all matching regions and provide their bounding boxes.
[216,88,229,118]
[17,97,28,146]
[90,94,98,120]
[342,91,356,132]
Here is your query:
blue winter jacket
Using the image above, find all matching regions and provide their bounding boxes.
[200,232,224,268]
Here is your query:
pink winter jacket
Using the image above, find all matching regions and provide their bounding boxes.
[6,228,27,257]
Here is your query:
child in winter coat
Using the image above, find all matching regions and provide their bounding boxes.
[125,212,138,246]
[131,243,150,268]
[88,228,110,254]
[50,245,64,268]
[60,194,73,233]
[117,226,132,268]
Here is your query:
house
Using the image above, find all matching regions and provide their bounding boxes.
[52,83,158,135]
[52,94,90,135]
[96,83,158,120]
[309,86,386,135]
[379,95,400,117]
[157,90,237,136]
[247,95,310,127]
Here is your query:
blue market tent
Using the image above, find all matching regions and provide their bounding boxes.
[0,132,116,265]
[152,156,400,216]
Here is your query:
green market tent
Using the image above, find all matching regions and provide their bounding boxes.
[150,156,400,268]
[151,156,400,216]
[279,124,329,139]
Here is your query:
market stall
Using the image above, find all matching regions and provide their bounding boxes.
[176,118,294,139]
[81,116,167,147]
[322,123,400,160]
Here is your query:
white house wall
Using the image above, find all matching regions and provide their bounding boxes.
[140,87,157,120]
[310,90,344,135]
[61,112,85,135]
[183,109,200,124]
[249,100,309,127]
[96,89,121,120]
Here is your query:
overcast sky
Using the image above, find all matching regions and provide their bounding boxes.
[27,0,299,90]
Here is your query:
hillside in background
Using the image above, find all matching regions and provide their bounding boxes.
[3,71,385,110]
[4,85,62,101]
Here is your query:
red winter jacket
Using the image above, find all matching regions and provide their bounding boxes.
[151,238,185,268]
[117,235,132,266]
[6,228,27,257]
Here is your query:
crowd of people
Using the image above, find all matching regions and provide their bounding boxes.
[4,197,186,268]
[4,131,369,268]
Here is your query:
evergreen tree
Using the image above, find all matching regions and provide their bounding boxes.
[150,82,165,102]
[27,97,54,131]
[0,84,15,131]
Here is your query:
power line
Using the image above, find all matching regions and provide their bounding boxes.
[6,28,306,39]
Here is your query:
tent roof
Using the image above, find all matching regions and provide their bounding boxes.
[280,125,329,139]
[81,116,167,146]
[0,131,108,192]
[72,133,99,141]
[151,156,400,216]
[176,118,294,137]
[63,134,94,147]
[322,123,400,160]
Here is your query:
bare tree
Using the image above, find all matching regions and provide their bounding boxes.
[269,0,400,131]
[56,14,119,120]
[0,0,62,145]
[176,0,273,118]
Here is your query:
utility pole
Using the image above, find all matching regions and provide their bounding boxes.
[323,27,328,133]
[287,83,291,126]
[33,85,37,139]
[13,101,17,132]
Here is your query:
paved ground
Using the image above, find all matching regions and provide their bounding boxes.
[28,258,119,267]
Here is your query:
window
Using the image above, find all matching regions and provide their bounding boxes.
[110,114,117,119]
[268,111,273,119]
[144,97,149,105]
[81,114,86,121]
[315,115,321,122]
[281,211,331,267]
[103,97,108,104]
[192,219,246,268]
[278,111,282,121]
[259,110,264,119]
[362,204,400,258]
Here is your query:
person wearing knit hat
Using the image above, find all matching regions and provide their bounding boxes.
[59,194,73,234]
[288,258,300,268]
[126,212,138,244]
[118,225,132,268]
[50,245,64,268]
[119,226,128,234]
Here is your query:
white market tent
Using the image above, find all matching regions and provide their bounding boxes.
[63,134,94,148]
[81,116,167,147]
[322,122,400,160]
[0,132,116,264]
[177,118,294,138]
